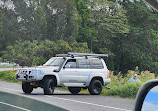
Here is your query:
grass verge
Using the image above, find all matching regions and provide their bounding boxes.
[0,71,21,84]
[102,82,142,98]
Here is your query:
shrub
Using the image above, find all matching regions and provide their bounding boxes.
[102,82,142,98]
[104,67,157,98]
[0,71,20,83]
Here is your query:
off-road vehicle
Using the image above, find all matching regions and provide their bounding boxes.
[16,52,110,95]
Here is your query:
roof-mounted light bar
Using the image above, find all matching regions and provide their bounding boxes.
[68,52,108,58]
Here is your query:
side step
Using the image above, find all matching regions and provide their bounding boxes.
[63,83,86,87]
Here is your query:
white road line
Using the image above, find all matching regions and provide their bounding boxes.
[0,102,31,111]
[46,96,132,111]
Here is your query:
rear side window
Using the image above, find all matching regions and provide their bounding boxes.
[78,59,90,68]
[90,59,104,69]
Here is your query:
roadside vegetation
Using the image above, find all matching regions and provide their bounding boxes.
[0,66,13,68]
[102,67,157,98]
[0,71,21,84]
[0,65,18,68]
[0,67,157,98]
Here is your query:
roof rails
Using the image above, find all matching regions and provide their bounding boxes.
[56,54,67,57]
[68,52,108,59]
[56,52,108,59]
[56,54,83,57]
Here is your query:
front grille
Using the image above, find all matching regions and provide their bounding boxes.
[19,70,31,75]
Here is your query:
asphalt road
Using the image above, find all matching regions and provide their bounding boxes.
[0,81,135,111]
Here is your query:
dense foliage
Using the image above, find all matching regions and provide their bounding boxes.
[0,0,158,75]
[3,40,90,66]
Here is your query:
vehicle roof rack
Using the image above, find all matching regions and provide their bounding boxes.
[56,54,68,57]
[56,52,108,59]
[56,54,82,57]
[68,52,108,59]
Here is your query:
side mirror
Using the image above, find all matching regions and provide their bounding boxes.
[53,69,60,72]
[133,79,158,111]
[63,65,70,68]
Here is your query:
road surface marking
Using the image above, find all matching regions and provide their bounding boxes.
[0,101,31,111]
[46,96,132,111]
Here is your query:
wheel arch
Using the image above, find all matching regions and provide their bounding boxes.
[42,75,57,86]
[90,76,104,86]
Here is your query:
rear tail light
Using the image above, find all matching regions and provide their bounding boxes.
[107,70,110,78]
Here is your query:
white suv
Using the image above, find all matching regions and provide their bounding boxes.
[16,52,110,95]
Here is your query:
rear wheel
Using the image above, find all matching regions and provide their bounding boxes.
[22,82,33,94]
[68,87,81,95]
[43,78,55,95]
[88,80,102,95]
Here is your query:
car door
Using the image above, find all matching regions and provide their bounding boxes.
[59,59,78,86]
[76,59,91,83]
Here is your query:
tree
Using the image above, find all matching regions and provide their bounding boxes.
[0,7,19,56]
[2,40,90,66]
[114,0,158,73]
[86,0,130,71]
[13,0,48,41]
[46,0,80,42]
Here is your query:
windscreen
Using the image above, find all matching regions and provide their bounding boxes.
[44,58,64,67]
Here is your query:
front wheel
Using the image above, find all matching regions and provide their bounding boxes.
[22,82,33,94]
[68,87,81,95]
[88,80,102,95]
[43,78,55,95]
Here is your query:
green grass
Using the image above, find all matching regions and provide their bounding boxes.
[102,82,142,98]
[0,66,15,68]
[0,71,21,84]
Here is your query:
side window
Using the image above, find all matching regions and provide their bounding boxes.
[65,59,76,68]
[78,59,89,69]
[90,59,104,69]
[86,60,91,69]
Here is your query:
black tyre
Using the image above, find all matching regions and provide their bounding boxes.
[43,78,55,95]
[68,87,81,95]
[88,80,102,95]
[22,82,33,94]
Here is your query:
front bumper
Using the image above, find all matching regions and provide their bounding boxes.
[16,74,36,82]
[16,69,38,82]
